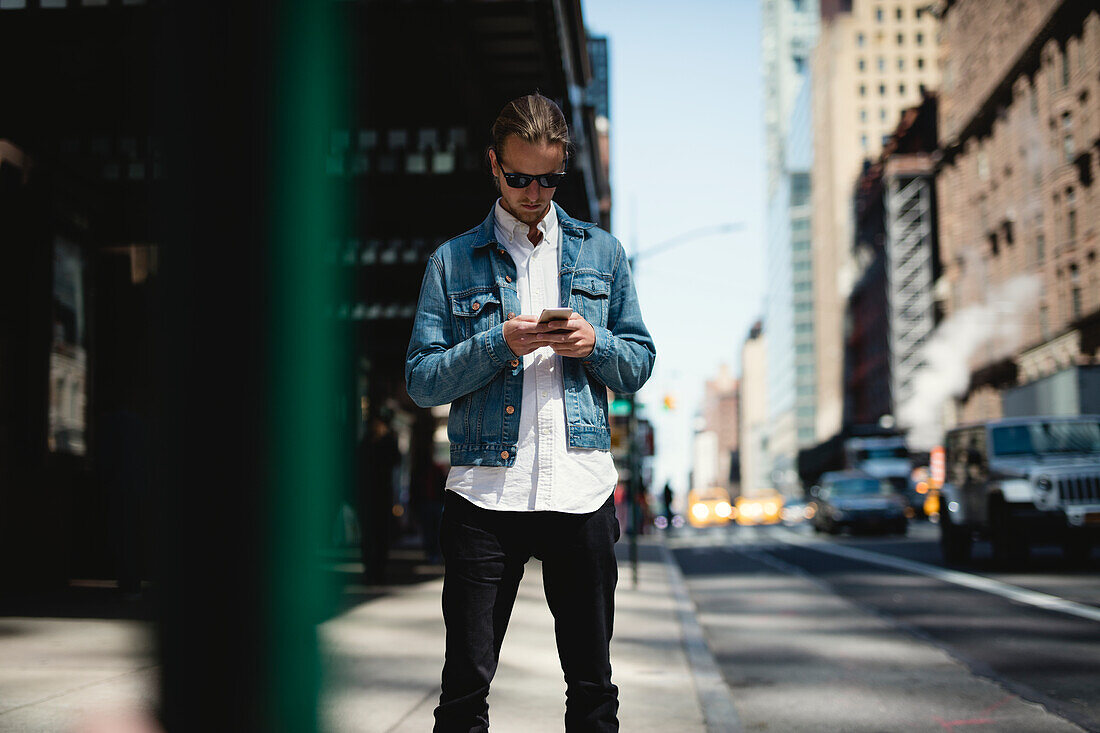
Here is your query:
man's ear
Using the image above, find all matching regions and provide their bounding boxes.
[488,148,499,177]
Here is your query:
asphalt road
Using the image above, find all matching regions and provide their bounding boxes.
[668,520,1100,732]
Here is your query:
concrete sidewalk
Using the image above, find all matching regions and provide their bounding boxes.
[322,537,721,732]
[0,536,730,732]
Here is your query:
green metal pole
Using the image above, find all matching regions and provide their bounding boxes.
[267,1,345,730]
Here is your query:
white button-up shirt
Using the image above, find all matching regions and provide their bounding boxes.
[445,200,618,513]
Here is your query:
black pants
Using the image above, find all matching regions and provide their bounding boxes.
[434,491,620,733]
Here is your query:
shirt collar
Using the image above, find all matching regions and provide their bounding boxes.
[494,199,557,248]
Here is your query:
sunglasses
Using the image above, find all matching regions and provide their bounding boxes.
[495,152,567,189]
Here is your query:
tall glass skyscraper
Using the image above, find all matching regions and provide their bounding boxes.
[761,0,818,492]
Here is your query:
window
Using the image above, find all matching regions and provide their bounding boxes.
[1036,233,1045,263]
[858,58,866,72]
[917,57,925,70]
[794,55,807,74]
[861,134,868,149]
[897,33,904,46]
[1029,83,1038,115]
[790,173,811,206]
[879,84,886,96]
[1068,209,1077,241]
[899,83,906,95]
[860,108,868,122]
[882,134,891,147]
[1040,305,1050,339]
[876,7,883,22]
[898,57,905,71]
[1062,112,1074,163]
[895,6,902,20]
[916,7,923,18]
[877,56,885,71]
[857,32,865,47]
[1062,47,1070,88]
[916,32,924,45]
[859,84,867,97]
[880,108,887,121]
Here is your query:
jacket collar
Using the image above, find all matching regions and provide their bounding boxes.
[471,201,595,249]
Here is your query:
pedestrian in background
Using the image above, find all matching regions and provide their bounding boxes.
[357,408,400,584]
[406,93,655,732]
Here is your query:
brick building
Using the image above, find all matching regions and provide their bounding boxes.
[936,1,1100,424]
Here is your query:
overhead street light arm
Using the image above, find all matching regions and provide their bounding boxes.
[630,222,745,264]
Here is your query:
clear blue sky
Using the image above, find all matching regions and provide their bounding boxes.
[583,0,766,494]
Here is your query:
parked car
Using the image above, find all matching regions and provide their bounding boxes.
[938,415,1100,565]
[687,486,734,528]
[810,471,908,535]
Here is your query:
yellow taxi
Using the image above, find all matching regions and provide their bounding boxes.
[687,486,734,528]
[735,490,784,526]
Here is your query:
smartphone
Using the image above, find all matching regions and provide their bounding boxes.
[537,307,573,323]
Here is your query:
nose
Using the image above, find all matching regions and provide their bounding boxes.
[524,180,542,196]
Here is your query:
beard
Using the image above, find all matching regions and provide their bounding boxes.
[503,198,549,225]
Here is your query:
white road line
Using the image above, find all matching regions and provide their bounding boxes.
[774,528,1100,624]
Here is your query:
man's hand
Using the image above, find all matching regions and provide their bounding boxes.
[502,313,596,359]
[542,313,595,359]
[503,315,556,356]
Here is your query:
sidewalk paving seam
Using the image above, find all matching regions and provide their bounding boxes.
[0,663,158,719]
[658,540,743,733]
[383,687,438,733]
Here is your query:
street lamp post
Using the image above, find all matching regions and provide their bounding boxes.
[622,222,743,587]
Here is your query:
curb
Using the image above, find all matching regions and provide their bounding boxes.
[658,540,743,733]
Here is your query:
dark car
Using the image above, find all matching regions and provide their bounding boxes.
[811,471,908,535]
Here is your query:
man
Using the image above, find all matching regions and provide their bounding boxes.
[405,93,655,733]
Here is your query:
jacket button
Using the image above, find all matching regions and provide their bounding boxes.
[511,359,519,367]
[506,276,512,283]
[498,249,506,255]
[501,450,509,460]
[506,405,515,415]
[471,302,480,311]
[508,312,516,319]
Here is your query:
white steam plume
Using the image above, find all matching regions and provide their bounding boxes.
[898,274,1041,450]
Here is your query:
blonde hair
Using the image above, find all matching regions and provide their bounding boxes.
[489,93,572,162]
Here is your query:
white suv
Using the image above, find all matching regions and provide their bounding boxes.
[938,415,1100,565]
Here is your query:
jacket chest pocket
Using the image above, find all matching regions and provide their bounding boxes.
[450,289,502,341]
[569,273,611,328]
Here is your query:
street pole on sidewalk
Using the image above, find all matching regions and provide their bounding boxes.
[623,222,743,587]
[156,3,347,730]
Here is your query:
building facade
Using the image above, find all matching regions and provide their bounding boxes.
[847,95,939,430]
[811,0,943,443]
[936,1,1100,427]
[700,364,741,493]
[765,77,817,492]
[762,0,820,197]
[762,0,818,493]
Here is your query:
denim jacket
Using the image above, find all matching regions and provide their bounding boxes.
[405,202,656,467]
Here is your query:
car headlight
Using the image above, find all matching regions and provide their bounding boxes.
[1036,475,1053,492]
[691,503,710,520]
[764,502,778,514]
[715,502,732,518]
